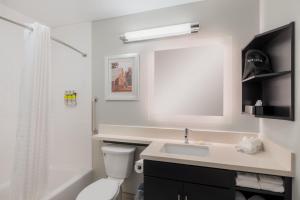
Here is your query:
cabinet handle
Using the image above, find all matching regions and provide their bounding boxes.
[185,195,188,200]
[177,194,181,200]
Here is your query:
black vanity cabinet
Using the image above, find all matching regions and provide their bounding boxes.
[144,160,235,200]
[145,176,233,200]
[144,160,292,200]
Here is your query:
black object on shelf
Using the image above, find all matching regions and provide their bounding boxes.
[254,106,264,115]
[242,49,273,80]
[242,22,295,121]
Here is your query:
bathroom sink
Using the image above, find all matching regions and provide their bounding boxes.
[161,143,209,157]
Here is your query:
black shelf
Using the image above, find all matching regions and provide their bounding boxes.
[255,115,291,120]
[234,186,285,197]
[242,22,295,121]
[242,71,291,83]
[243,23,293,52]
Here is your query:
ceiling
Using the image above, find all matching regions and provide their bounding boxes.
[1,0,204,27]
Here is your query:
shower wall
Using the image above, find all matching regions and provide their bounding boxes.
[50,22,92,171]
[0,3,92,191]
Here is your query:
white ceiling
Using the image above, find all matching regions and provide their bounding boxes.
[1,0,204,27]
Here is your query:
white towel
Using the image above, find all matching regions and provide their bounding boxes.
[236,137,263,154]
[249,195,266,200]
[259,182,285,193]
[235,191,247,200]
[237,172,258,182]
[259,175,283,186]
[236,179,261,189]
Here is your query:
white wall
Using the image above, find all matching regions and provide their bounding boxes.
[0,3,92,188]
[92,0,260,196]
[92,0,260,132]
[0,3,34,187]
[50,22,92,170]
[259,0,300,199]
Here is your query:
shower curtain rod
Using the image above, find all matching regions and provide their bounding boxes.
[0,16,87,57]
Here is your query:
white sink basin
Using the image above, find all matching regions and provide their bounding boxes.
[161,143,209,157]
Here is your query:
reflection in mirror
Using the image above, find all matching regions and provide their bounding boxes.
[154,45,224,116]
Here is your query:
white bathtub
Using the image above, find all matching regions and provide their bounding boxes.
[0,167,93,200]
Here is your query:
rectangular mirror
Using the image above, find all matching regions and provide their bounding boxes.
[153,45,224,116]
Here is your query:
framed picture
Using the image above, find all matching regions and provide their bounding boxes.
[105,53,139,100]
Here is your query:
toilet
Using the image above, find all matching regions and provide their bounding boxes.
[76,144,136,200]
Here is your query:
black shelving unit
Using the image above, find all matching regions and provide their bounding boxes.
[242,71,291,83]
[242,22,295,121]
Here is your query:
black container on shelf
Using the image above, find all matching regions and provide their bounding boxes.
[254,106,264,115]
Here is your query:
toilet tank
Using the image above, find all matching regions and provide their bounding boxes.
[102,144,136,179]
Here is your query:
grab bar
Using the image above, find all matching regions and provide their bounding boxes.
[92,97,98,135]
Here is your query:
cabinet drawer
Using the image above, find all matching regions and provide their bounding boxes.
[144,176,183,200]
[144,160,235,188]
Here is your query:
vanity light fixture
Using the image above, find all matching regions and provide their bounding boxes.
[120,22,200,43]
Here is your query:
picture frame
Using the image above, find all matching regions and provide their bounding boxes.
[105,53,139,100]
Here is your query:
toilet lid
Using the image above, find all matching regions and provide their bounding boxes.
[76,179,120,200]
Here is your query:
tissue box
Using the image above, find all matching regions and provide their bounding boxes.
[244,105,255,115]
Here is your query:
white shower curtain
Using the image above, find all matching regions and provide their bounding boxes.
[10,23,52,200]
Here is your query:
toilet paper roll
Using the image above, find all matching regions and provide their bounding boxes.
[134,159,144,174]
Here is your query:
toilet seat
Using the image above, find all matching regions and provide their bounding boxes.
[76,178,121,200]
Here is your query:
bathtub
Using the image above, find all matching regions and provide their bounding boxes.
[0,167,93,200]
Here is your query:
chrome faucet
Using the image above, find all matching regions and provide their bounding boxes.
[184,128,189,144]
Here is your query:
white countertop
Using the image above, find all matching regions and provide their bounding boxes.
[141,141,293,177]
[93,125,294,177]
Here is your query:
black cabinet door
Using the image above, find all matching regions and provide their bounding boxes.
[144,160,235,188]
[184,183,234,200]
[144,176,183,200]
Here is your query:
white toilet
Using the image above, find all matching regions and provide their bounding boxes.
[76,144,136,200]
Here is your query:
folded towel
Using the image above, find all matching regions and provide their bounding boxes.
[236,179,261,189]
[237,172,258,182]
[235,191,246,200]
[259,175,283,186]
[236,137,263,154]
[259,182,284,193]
[249,195,266,200]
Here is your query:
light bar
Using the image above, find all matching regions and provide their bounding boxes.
[120,22,200,43]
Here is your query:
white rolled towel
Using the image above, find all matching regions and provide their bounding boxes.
[134,159,144,174]
[236,179,261,189]
[235,191,246,200]
[259,174,283,185]
[236,172,260,189]
[259,182,285,193]
[249,195,266,200]
[237,172,258,182]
